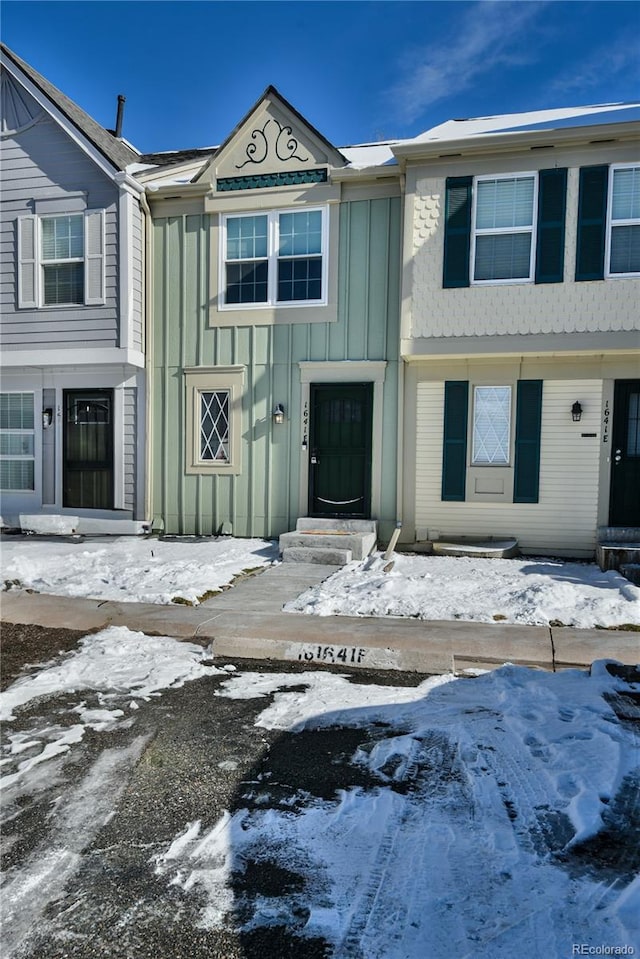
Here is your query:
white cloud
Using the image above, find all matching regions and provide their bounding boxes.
[388,1,547,125]
[549,39,640,97]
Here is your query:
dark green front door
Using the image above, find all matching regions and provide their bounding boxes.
[63,390,114,509]
[609,379,640,526]
[309,383,373,518]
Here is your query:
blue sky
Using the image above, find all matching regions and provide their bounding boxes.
[2,1,638,154]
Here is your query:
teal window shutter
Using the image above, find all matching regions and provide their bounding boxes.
[513,380,543,503]
[535,168,567,283]
[442,381,468,501]
[575,165,608,281]
[443,177,472,288]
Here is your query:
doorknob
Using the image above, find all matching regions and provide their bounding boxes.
[310,454,318,464]
[614,448,622,463]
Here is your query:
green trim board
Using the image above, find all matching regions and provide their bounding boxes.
[217,169,328,191]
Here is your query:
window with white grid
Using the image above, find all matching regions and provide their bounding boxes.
[472,386,511,465]
[472,175,537,283]
[0,392,35,490]
[185,366,244,475]
[607,164,640,276]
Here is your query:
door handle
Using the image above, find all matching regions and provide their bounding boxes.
[614,448,622,463]
[310,454,318,464]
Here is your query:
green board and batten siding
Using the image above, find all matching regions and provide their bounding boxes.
[152,196,401,537]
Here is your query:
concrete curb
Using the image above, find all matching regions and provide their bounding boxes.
[2,590,637,674]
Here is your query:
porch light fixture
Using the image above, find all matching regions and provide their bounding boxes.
[42,408,53,429]
[571,401,583,422]
[272,403,285,425]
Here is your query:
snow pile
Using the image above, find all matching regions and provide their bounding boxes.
[158,663,640,957]
[1,535,278,605]
[285,552,640,628]
[0,626,218,791]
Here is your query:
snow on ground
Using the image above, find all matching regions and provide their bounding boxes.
[1,626,639,957]
[0,626,223,795]
[285,552,640,628]
[0,535,278,605]
[158,663,640,957]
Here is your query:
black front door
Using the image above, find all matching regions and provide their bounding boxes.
[609,379,640,526]
[63,390,114,509]
[309,383,373,518]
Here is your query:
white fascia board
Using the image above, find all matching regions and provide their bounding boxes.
[1,57,121,181]
[393,119,640,162]
[1,348,145,369]
[114,171,146,197]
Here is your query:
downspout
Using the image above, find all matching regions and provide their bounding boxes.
[396,169,407,541]
[139,188,154,530]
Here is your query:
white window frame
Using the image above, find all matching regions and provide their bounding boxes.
[18,209,105,309]
[219,206,328,310]
[184,367,245,475]
[605,162,640,279]
[0,392,36,491]
[40,213,85,307]
[471,385,512,466]
[470,172,538,286]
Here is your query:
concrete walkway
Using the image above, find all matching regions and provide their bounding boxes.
[1,562,638,674]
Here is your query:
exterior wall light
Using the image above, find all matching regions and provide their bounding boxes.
[273,403,285,425]
[42,408,53,429]
[571,401,583,422]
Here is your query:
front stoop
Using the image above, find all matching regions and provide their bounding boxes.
[279,518,377,565]
[596,528,640,580]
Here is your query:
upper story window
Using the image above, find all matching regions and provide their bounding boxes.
[472,175,537,283]
[221,207,327,308]
[41,215,84,305]
[443,169,566,289]
[18,209,105,309]
[607,165,640,277]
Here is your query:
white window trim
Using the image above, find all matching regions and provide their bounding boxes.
[470,172,538,286]
[605,162,640,279]
[40,213,84,307]
[18,210,105,309]
[0,391,36,492]
[219,206,329,310]
[471,385,512,466]
[184,367,245,475]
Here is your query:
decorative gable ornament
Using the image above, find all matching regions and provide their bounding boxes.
[196,85,346,191]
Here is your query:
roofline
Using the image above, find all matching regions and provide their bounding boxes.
[392,118,640,162]
[0,42,138,171]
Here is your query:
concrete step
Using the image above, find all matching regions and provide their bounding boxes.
[282,546,353,565]
[296,517,377,534]
[279,530,376,561]
[431,537,519,559]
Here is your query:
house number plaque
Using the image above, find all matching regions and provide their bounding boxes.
[603,400,610,444]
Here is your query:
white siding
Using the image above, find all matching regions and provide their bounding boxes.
[415,379,603,555]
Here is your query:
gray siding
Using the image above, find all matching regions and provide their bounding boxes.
[0,109,120,350]
[123,386,136,512]
[131,205,144,352]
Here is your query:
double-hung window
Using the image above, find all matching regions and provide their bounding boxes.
[41,214,84,305]
[607,164,640,277]
[222,207,326,307]
[0,393,35,491]
[18,209,105,308]
[472,175,537,283]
